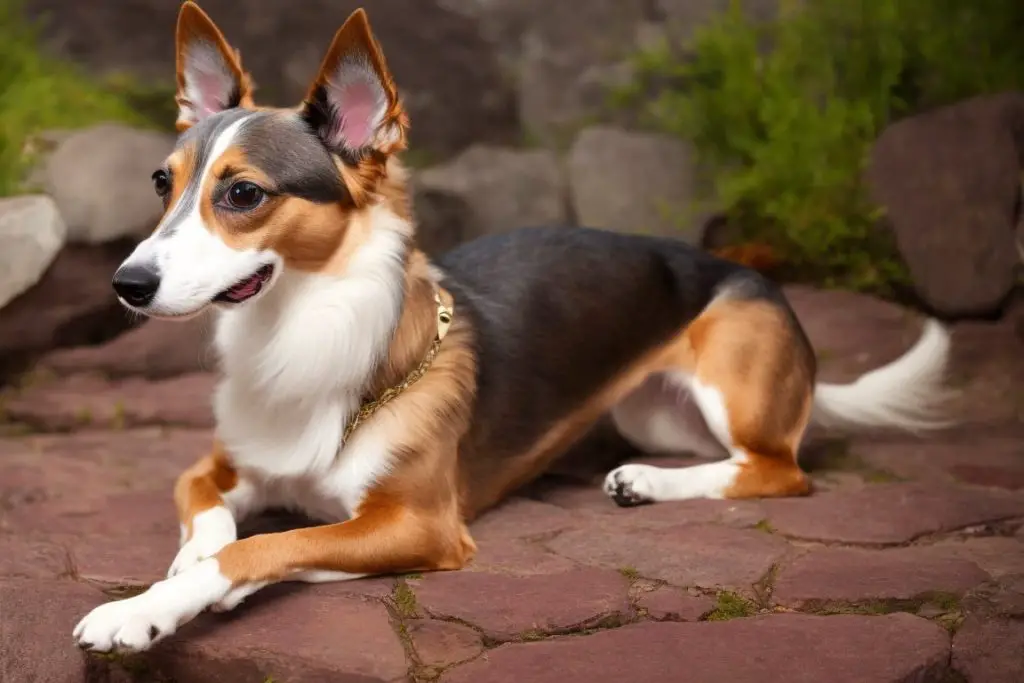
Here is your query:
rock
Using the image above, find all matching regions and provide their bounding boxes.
[42,124,174,244]
[637,587,715,621]
[860,431,1024,490]
[441,614,952,683]
[0,580,109,683]
[514,2,649,145]
[466,539,580,576]
[0,196,67,309]
[532,479,768,529]
[469,497,578,541]
[414,569,631,640]
[3,372,217,431]
[547,524,789,590]
[781,285,925,384]
[407,620,484,668]
[0,241,138,384]
[773,546,989,608]
[0,538,70,580]
[867,92,1024,317]
[568,126,707,243]
[0,429,208,533]
[952,618,1024,683]
[137,587,408,683]
[761,483,1024,545]
[414,146,568,245]
[41,314,217,380]
[24,0,518,157]
[59,530,179,587]
[413,182,473,257]
[927,537,1024,580]
[944,297,1024,426]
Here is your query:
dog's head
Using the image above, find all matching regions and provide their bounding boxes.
[112,2,409,319]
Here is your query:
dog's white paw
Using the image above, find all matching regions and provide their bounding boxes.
[604,464,657,507]
[168,507,236,578]
[74,560,231,653]
[73,592,177,653]
[168,533,232,578]
[209,581,266,613]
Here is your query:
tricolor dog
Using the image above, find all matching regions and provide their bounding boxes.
[73,2,953,653]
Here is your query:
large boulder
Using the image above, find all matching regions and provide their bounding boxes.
[40,314,217,381]
[514,1,650,146]
[567,126,709,243]
[0,195,66,309]
[867,92,1024,317]
[414,146,569,250]
[0,241,138,384]
[23,0,519,157]
[41,124,174,244]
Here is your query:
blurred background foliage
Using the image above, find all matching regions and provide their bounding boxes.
[613,0,1024,294]
[0,0,174,196]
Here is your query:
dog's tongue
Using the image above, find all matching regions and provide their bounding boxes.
[225,274,261,301]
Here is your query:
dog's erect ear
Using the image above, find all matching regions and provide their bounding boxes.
[174,1,254,132]
[300,9,407,159]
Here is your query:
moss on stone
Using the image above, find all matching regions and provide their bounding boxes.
[753,519,775,534]
[73,406,93,426]
[863,470,905,484]
[705,591,757,621]
[392,581,420,618]
[618,566,641,581]
[110,401,127,430]
[519,628,546,642]
[804,591,964,620]
[91,651,152,678]
[102,584,149,599]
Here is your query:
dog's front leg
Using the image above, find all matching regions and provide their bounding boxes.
[73,491,470,653]
[167,442,260,578]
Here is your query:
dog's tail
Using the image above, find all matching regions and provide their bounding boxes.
[810,320,956,433]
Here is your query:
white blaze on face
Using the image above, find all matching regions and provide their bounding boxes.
[118,111,281,318]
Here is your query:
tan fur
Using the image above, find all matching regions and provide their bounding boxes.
[174,5,813,585]
[687,299,814,498]
[217,296,478,584]
[173,442,238,539]
[460,298,816,516]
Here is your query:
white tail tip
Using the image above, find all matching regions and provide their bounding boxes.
[811,319,957,433]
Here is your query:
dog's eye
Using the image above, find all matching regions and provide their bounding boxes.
[151,170,170,197]
[226,181,265,210]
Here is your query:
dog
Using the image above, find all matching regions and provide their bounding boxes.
[73,1,953,653]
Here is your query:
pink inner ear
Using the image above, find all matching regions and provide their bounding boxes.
[196,71,229,117]
[335,80,379,149]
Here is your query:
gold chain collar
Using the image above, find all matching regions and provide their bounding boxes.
[341,288,454,444]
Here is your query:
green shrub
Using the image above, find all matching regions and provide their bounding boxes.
[0,0,174,197]
[616,0,1024,293]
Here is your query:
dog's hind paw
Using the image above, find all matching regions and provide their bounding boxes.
[603,464,656,507]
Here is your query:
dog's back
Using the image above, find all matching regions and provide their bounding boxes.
[437,226,812,512]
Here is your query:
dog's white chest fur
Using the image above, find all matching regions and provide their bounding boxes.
[210,219,409,519]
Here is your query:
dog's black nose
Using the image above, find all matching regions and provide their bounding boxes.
[112,264,161,307]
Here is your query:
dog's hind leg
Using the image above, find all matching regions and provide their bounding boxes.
[604,296,814,505]
[610,373,726,459]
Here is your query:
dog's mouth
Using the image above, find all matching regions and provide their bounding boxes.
[213,264,275,304]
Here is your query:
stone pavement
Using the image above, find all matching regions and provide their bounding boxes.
[1,287,1023,682]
